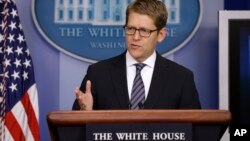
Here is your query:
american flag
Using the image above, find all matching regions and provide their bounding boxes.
[0,0,40,141]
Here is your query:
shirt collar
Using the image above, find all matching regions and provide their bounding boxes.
[126,51,156,68]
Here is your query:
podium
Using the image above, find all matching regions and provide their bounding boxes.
[47,110,231,141]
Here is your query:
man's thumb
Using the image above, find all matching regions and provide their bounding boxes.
[85,80,92,94]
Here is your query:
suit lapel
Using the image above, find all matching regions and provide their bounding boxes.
[144,53,169,109]
[109,52,130,109]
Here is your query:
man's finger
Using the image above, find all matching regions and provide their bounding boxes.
[85,80,92,95]
[74,87,82,99]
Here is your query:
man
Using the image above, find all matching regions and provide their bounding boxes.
[73,0,201,110]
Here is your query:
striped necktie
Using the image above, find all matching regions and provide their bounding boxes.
[131,63,146,109]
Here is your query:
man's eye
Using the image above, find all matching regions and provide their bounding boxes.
[127,27,135,30]
[140,28,150,33]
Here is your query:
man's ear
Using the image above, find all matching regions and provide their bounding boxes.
[157,27,167,43]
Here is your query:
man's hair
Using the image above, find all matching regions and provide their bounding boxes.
[125,0,168,30]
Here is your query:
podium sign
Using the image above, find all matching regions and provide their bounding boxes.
[86,123,192,141]
[47,110,231,141]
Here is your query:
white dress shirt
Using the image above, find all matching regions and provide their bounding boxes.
[126,51,156,100]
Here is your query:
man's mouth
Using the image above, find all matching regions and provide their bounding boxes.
[131,44,141,49]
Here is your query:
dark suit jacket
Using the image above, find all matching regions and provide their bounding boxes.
[73,51,201,110]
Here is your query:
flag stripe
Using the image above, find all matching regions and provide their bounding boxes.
[4,127,14,141]
[5,112,25,141]
[27,84,39,120]
[10,100,34,141]
[22,89,40,141]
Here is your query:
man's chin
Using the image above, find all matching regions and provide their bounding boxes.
[130,53,140,58]
[132,55,144,62]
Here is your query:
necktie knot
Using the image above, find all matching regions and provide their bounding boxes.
[135,63,145,72]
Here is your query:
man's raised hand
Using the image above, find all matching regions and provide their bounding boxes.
[75,80,93,110]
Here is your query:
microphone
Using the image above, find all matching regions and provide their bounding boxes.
[128,102,132,109]
[138,102,144,109]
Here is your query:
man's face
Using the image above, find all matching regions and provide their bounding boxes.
[125,12,166,62]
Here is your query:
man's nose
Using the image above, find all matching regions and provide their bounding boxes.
[132,30,140,40]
